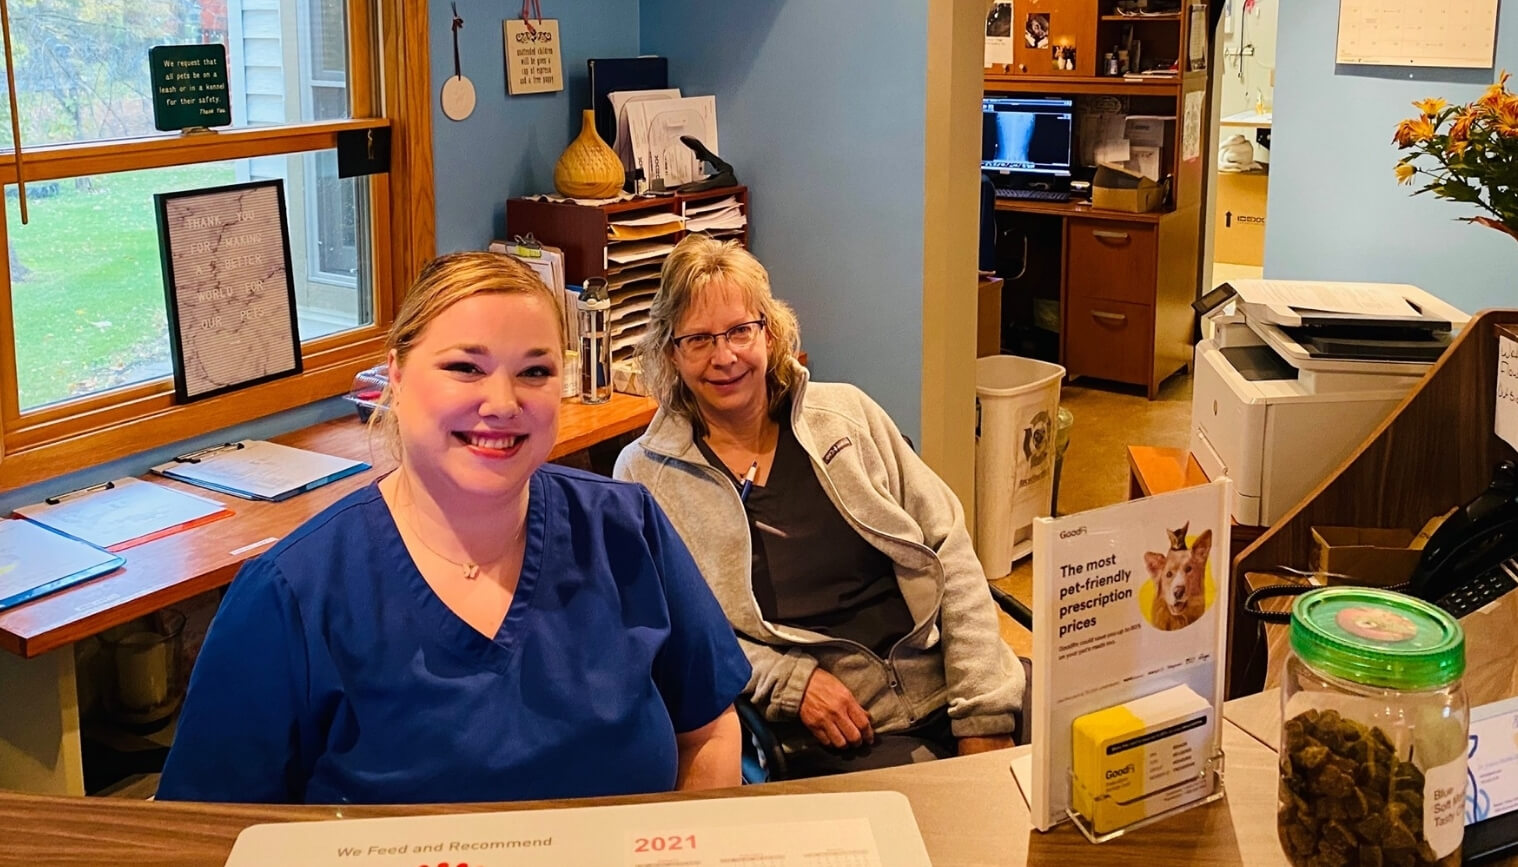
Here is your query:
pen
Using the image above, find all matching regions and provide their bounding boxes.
[738,461,759,503]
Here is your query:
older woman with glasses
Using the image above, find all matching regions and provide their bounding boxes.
[616,235,1025,775]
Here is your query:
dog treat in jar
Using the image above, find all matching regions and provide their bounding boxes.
[1278,588,1467,867]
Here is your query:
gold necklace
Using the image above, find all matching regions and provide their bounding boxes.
[394,476,520,580]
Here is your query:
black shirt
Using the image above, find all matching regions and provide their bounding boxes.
[696,413,915,657]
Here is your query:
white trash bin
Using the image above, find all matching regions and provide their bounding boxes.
[975,355,1065,579]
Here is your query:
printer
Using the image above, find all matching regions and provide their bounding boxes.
[1190,280,1468,526]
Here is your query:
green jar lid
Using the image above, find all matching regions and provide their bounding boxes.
[1290,587,1465,690]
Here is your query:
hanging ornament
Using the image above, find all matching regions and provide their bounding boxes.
[440,3,476,121]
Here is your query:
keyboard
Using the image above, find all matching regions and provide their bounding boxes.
[994,188,1070,202]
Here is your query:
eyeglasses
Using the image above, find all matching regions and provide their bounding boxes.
[671,317,767,358]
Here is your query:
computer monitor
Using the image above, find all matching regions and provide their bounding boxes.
[981,97,1074,177]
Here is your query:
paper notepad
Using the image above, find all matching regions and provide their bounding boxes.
[14,477,232,551]
[0,518,124,611]
[151,440,369,502]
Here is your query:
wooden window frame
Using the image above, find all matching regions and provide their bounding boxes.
[0,0,433,492]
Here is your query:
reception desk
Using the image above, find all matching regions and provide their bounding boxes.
[0,708,1298,867]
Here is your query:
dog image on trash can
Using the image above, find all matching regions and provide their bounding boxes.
[1021,410,1053,475]
[1143,523,1213,631]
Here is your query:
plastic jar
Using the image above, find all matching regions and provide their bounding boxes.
[1277,588,1467,867]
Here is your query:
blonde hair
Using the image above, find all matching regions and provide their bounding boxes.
[368,251,566,457]
[637,235,802,428]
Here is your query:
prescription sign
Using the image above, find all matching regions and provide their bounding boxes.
[1025,479,1233,832]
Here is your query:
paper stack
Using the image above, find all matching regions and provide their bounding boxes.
[490,239,577,349]
[685,194,747,241]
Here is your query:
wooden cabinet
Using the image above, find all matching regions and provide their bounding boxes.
[1055,207,1199,398]
[1066,218,1157,306]
[1065,296,1152,383]
[988,1,1212,399]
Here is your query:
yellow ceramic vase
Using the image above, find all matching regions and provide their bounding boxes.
[554,109,625,199]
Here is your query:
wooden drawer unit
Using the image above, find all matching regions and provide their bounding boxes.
[1066,218,1157,305]
[1065,297,1153,387]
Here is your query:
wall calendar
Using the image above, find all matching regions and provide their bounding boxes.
[1336,0,1499,69]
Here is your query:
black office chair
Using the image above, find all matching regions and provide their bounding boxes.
[737,588,1035,783]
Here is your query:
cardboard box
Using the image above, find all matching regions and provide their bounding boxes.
[1214,170,1267,267]
[1312,526,1421,587]
[1093,164,1167,213]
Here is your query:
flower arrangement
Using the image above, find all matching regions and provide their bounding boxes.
[1393,72,1518,242]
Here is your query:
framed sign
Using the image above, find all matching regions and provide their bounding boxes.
[504,19,564,94]
[148,44,232,131]
[155,180,301,402]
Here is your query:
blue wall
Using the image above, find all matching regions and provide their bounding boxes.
[431,0,641,252]
[1266,0,1518,314]
[638,1,929,439]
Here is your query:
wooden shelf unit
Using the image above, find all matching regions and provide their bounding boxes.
[506,186,749,371]
[984,2,1210,398]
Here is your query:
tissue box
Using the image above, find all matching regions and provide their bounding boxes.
[1092,163,1167,213]
[1311,526,1423,587]
[1071,685,1215,834]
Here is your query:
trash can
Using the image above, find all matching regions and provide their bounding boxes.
[975,355,1065,580]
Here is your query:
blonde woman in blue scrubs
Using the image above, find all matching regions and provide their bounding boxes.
[158,252,750,804]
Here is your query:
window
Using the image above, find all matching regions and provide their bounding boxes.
[0,0,432,488]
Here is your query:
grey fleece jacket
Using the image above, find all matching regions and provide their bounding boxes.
[613,370,1024,738]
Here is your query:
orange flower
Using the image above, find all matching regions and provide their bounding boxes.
[1395,162,1417,185]
[1393,117,1436,147]
[1413,97,1447,117]
[1498,96,1518,128]
[1450,108,1479,141]
[1478,71,1513,111]
[1393,117,1437,146]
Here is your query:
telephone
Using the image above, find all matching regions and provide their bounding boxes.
[1406,460,1518,617]
[1243,461,1518,623]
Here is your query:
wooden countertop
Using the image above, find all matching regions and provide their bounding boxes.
[0,393,656,659]
[0,716,1292,867]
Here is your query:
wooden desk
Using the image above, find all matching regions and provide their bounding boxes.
[0,715,1294,867]
[1230,310,1518,698]
[992,200,1197,399]
[0,392,656,795]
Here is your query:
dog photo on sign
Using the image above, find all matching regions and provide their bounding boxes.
[1143,522,1214,631]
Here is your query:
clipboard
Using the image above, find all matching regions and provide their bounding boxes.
[0,518,125,611]
[150,440,369,502]
[14,477,233,551]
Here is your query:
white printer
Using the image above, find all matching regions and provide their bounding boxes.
[1189,280,1468,526]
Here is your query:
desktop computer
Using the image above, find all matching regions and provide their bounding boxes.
[982,96,1074,202]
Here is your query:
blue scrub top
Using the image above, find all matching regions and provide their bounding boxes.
[157,466,751,804]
